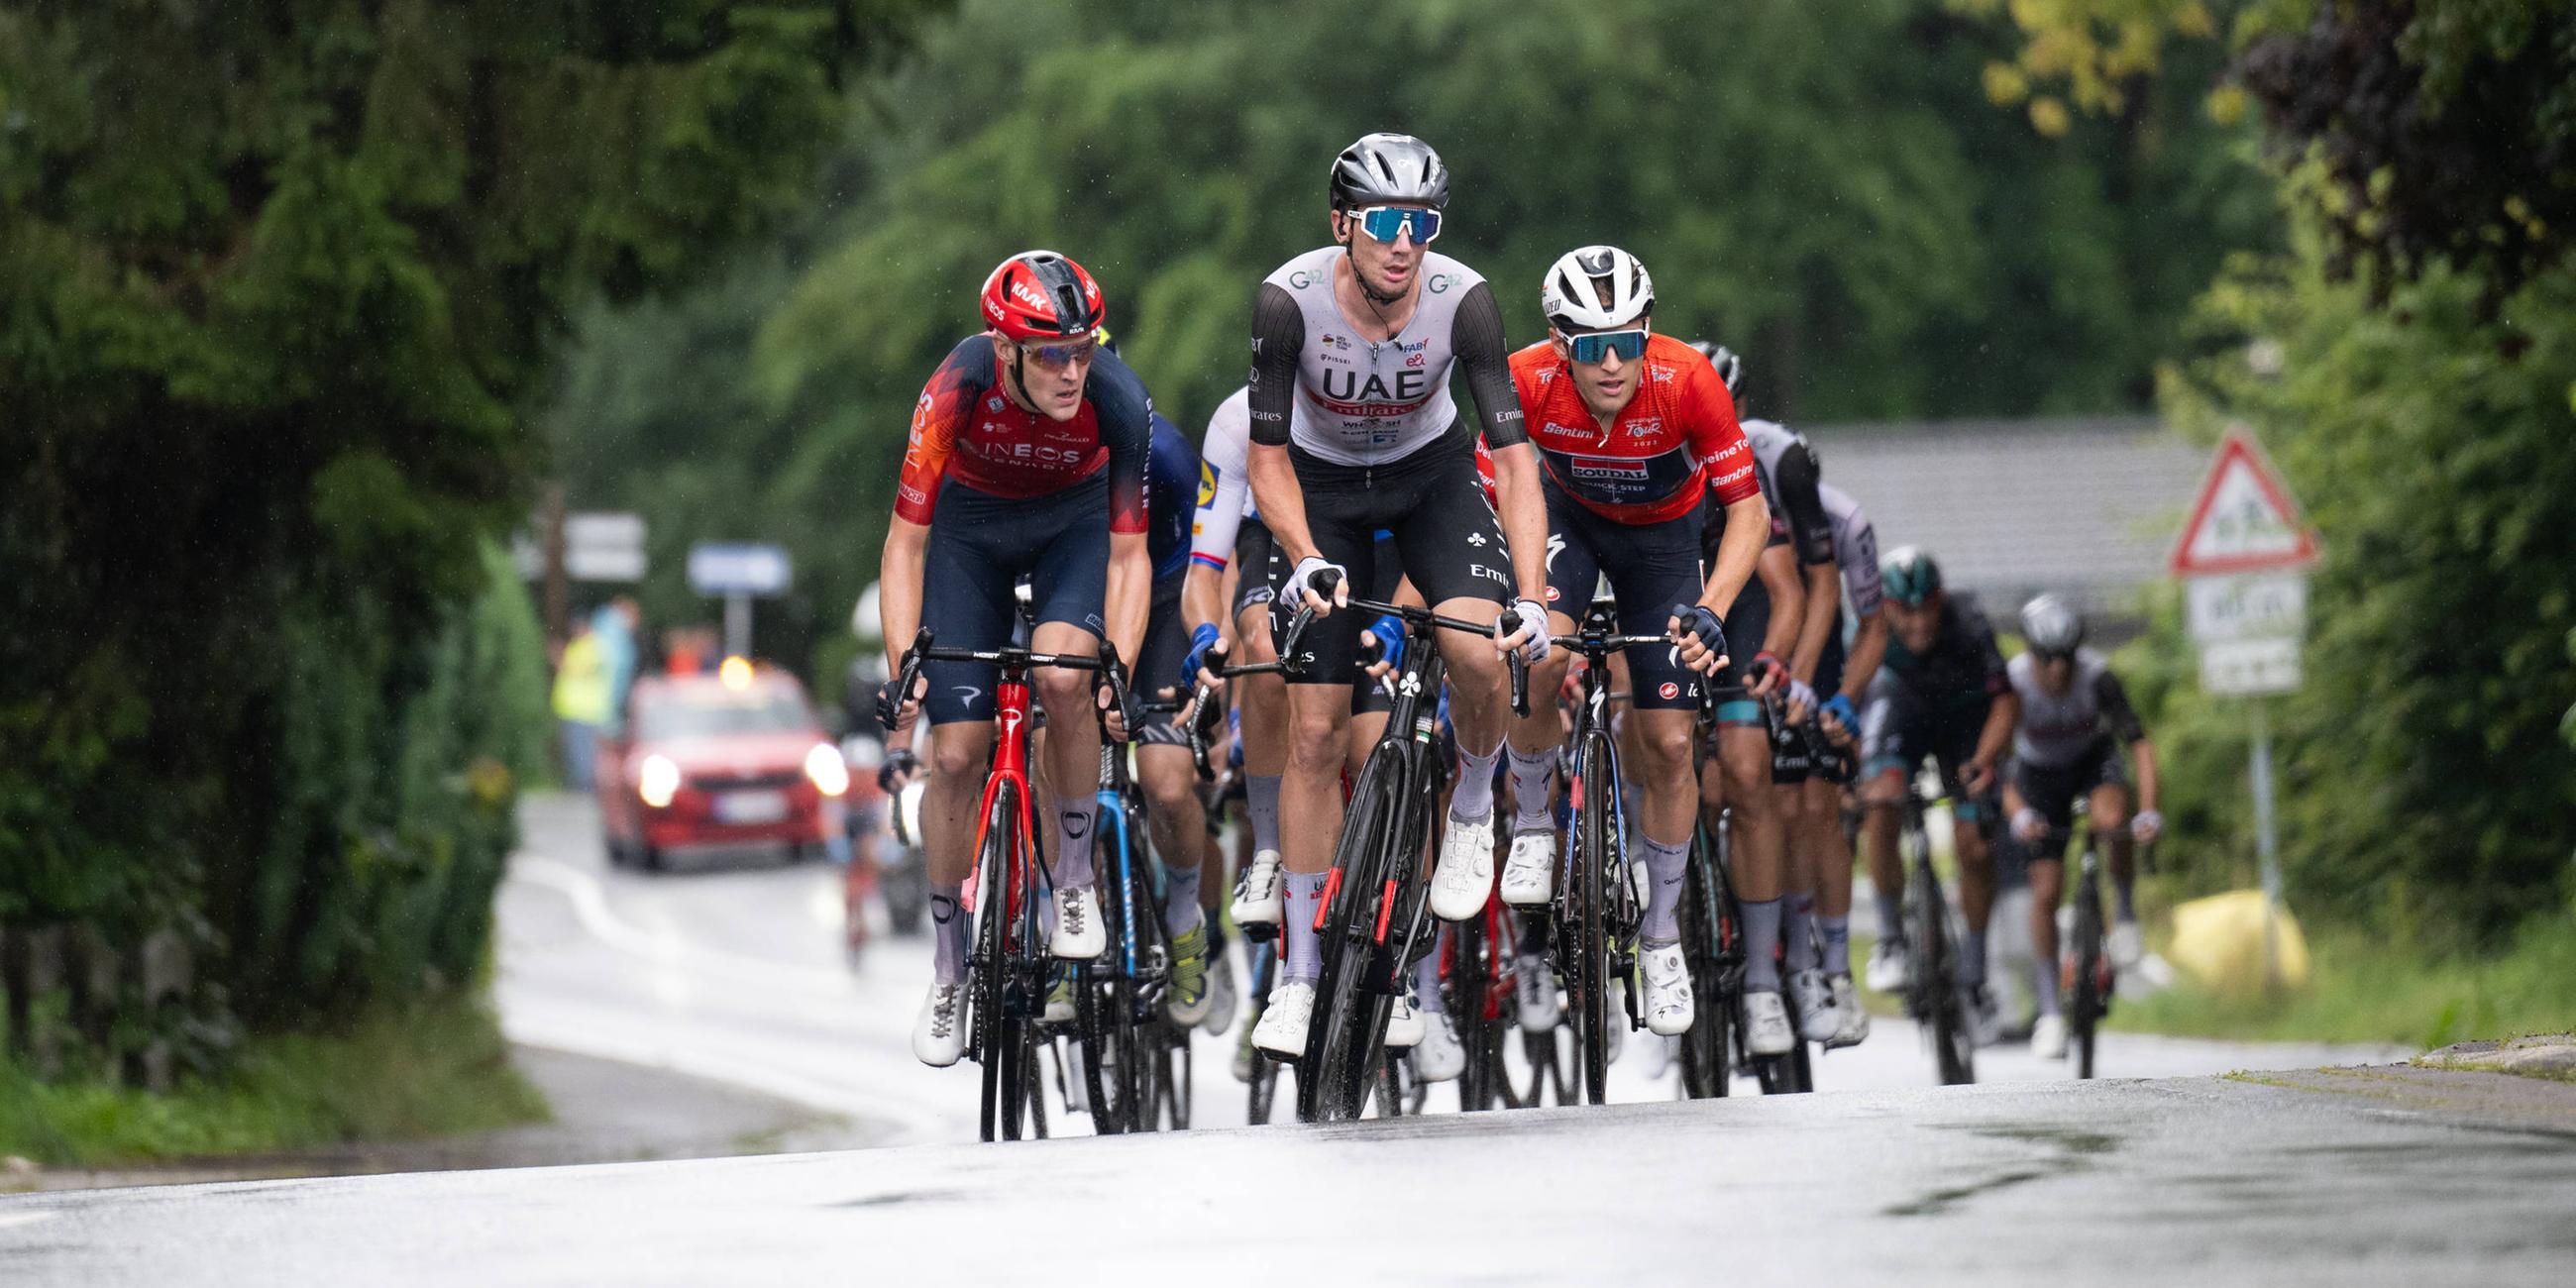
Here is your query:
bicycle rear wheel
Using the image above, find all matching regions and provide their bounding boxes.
[1244,942,1282,1125]
[1675,838,1733,1099]
[1568,735,1616,1105]
[2071,852,2104,1080]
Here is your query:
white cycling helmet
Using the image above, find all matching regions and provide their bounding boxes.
[1542,246,1654,332]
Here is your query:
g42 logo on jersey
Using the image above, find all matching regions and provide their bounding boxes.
[1289,271,1316,290]
[1427,274,1457,294]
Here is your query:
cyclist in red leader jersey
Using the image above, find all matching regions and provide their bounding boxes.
[876,251,1156,1068]
[1495,247,1771,1038]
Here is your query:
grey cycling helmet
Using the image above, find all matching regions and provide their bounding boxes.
[2019,593,2086,658]
[1330,133,1450,212]
[1687,341,1744,398]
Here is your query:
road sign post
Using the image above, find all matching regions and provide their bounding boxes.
[689,542,793,660]
[2172,426,2318,990]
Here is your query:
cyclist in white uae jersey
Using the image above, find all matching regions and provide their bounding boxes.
[1243,133,1551,1059]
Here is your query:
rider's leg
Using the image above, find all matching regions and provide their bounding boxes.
[2092,780,2135,918]
[1721,722,1786,987]
[1803,778,1858,976]
[1951,802,1996,990]
[1137,744,1207,934]
[1280,681,1352,981]
[2027,855,2064,1016]
[1028,619,1104,892]
[1631,707,1699,944]
[1432,594,1511,818]
[922,720,995,985]
[1503,618,1575,832]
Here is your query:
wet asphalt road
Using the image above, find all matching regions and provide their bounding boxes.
[4,794,2567,1284]
[6,1064,2571,1285]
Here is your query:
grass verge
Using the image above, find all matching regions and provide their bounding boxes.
[1,993,548,1169]
[2107,913,2576,1049]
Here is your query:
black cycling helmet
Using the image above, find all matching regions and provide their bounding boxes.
[1330,133,1450,212]
[1881,546,1944,607]
[2019,593,2085,658]
[1686,340,1744,399]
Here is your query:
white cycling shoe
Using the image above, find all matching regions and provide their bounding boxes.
[1499,828,1556,906]
[2032,1011,2070,1059]
[1232,848,1284,927]
[1385,990,1425,1048]
[1051,886,1104,960]
[1641,943,1695,1036]
[912,982,966,1068]
[1516,954,1560,1032]
[1865,938,1910,994]
[1200,948,1238,1035]
[1788,969,1842,1041]
[1826,975,1872,1048]
[1251,982,1315,1057]
[1428,812,1496,920]
[1413,1012,1464,1082]
[1742,989,1796,1056]
[2107,917,2144,969]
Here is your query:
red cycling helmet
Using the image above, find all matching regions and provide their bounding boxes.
[980,251,1106,342]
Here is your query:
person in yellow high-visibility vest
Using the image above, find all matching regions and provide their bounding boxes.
[552,621,612,792]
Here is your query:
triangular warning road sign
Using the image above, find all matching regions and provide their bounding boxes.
[2171,428,2319,577]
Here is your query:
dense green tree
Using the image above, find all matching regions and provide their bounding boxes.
[551,0,2268,690]
[1,1,942,1034]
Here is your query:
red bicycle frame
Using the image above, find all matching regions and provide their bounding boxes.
[965,677,1045,935]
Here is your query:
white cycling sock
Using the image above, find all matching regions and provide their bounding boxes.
[1165,861,1204,936]
[1412,931,1449,1016]
[1742,898,1784,992]
[1782,890,1818,973]
[1247,774,1283,856]
[2032,948,2061,1017]
[1283,871,1328,984]
[1450,740,1503,821]
[1821,915,1854,979]
[1506,746,1556,832]
[1051,797,1097,890]
[930,883,967,986]
[1639,833,1689,945]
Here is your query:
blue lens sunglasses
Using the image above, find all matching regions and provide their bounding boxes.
[1563,328,1649,365]
[1353,205,1443,245]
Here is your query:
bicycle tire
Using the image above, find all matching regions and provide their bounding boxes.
[1912,846,1976,1087]
[1023,1042,1049,1138]
[973,780,1020,1142]
[2071,849,2104,1081]
[1674,848,1730,1099]
[1297,744,1403,1123]
[1569,733,1615,1105]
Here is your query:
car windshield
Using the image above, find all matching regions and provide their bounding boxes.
[635,688,811,740]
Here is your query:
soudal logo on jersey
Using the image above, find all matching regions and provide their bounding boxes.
[1567,456,1650,483]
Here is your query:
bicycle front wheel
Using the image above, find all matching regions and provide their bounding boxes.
[1912,850,1976,1087]
[2071,855,2104,1080]
[1297,744,1404,1124]
[973,780,1022,1142]
[1675,835,1732,1099]
[1568,735,1616,1106]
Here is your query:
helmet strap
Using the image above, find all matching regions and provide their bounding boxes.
[1338,226,1408,319]
[1003,343,1038,416]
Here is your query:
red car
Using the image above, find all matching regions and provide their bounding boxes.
[597,667,849,871]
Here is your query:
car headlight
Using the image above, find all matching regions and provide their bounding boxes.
[805,742,850,798]
[638,754,682,808]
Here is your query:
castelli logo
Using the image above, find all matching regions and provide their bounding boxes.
[1660,682,1680,700]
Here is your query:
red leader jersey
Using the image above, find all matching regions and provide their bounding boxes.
[1508,333,1758,525]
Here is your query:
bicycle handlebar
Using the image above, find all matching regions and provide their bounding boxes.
[883,627,1110,733]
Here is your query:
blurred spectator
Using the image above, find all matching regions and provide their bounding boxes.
[592,595,642,736]
[552,618,610,792]
[664,626,704,677]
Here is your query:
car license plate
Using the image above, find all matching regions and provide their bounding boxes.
[715,790,788,824]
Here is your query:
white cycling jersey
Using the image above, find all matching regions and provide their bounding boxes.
[1258,246,1486,467]
[1820,482,1881,619]
[1189,385,1256,573]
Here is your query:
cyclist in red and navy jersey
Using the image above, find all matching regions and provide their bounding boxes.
[1496,247,1772,1040]
[875,250,1155,1068]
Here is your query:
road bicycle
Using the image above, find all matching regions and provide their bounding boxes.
[1293,577,1527,1123]
[1540,599,1670,1105]
[1067,693,1198,1134]
[1898,782,1979,1086]
[886,628,1127,1141]
[2038,800,2150,1081]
